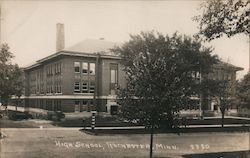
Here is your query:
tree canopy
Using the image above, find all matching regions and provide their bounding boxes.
[112,32,218,128]
[194,0,249,41]
[0,44,23,105]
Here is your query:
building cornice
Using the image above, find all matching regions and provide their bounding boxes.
[214,61,244,71]
[23,51,121,71]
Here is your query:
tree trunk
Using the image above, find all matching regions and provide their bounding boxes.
[15,99,17,111]
[17,96,21,111]
[150,125,154,158]
[221,112,224,128]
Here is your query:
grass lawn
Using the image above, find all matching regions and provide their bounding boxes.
[54,115,250,127]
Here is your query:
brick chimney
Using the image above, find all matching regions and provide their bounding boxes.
[56,23,65,52]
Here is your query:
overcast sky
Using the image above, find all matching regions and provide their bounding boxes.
[1,0,249,79]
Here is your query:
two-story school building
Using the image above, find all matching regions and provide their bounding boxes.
[16,39,126,114]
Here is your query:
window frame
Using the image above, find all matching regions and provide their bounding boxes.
[74,62,80,73]
[89,82,95,93]
[82,82,88,93]
[82,62,88,75]
[89,63,96,75]
[74,82,80,93]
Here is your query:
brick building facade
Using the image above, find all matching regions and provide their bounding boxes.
[16,47,126,114]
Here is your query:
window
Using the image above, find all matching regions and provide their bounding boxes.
[40,100,43,109]
[110,64,118,95]
[82,82,88,93]
[58,63,62,74]
[50,84,53,93]
[89,82,95,93]
[82,100,87,105]
[46,67,49,76]
[58,84,61,93]
[111,69,118,83]
[89,63,95,75]
[74,62,80,73]
[82,62,88,74]
[50,65,53,76]
[46,65,53,76]
[55,63,58,74]
[54,81,61,94]
[74,82,80,93]
[74,100,80,112]
[55,63,61,75]
[54,100,61,111]
[110,64,118,83]
[46,100,52,110]
[82,100,88,111]
[46,85,49,94]
[54,83,57,94]
[40,84,44,94]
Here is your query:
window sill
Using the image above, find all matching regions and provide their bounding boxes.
[73,93,94,95]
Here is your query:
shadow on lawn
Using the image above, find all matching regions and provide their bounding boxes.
[53,115,139,127]
[182,150,250,158]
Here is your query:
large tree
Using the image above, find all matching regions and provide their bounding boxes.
[0,44,23,108]
[194,0,249,41]
[112,32,218,158]
[194,0,249,121]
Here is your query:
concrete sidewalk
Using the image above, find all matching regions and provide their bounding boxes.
[204,116,250,120]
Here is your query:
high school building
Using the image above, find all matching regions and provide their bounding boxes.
[14,44,243,116]
[11,24,243,116]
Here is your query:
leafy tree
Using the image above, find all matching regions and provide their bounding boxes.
[212,79,234,127]
[236,72,250,110]
[112,32,218,158]
[194,0,249,40]
[0,44,23,109]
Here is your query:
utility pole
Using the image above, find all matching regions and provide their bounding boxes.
[199,66,203,119]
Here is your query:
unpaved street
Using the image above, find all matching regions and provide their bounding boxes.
[1,128,249,158]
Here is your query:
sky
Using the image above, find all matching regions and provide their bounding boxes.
[0,0,249,79]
